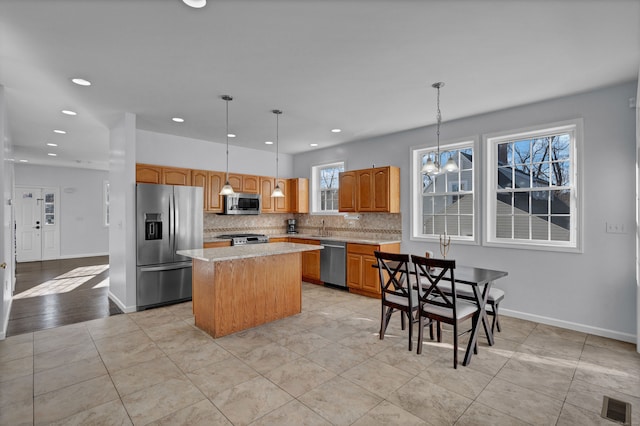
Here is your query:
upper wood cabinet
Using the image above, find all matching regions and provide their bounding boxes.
[228,173,259,194]
[338,171,357,212]
[192,170,225,213]
[339,166,400,213]
[289,178,309,213]
[260,177,276,213]
[274,178,290,213]
[136,164,191,186]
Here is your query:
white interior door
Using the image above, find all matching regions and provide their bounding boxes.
[15,186,60,262]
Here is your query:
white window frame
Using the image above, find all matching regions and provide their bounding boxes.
[311,161,345,214]
[410,137,479,245]
[483,119,583,252]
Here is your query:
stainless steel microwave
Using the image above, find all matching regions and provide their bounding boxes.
[222,193,261,215]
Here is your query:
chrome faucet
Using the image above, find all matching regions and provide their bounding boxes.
[320,219,328,237]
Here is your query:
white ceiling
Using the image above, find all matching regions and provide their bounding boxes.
[1,0,638,170]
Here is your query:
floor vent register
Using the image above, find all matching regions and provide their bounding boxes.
[601,396,631,425]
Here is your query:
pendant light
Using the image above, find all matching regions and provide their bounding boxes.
[219,95,235,196]
[271,109,285,198]
[422,82,458,175]
[182,0,206,8]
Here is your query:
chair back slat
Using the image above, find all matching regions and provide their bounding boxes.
[374,251,413,304]
[411,255,457,314]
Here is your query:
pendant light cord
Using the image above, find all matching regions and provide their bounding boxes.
[436,84,441,164]
[225,98,230,182]
[276,111,279,181]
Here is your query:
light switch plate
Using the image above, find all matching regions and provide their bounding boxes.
[606,222,625,234]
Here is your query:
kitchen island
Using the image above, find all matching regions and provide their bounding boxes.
[177,242,323,338]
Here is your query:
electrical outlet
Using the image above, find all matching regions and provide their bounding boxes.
[606,222,625,234]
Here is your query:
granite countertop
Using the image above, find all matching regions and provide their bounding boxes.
[203,234,400,245]
[178,242,324,262]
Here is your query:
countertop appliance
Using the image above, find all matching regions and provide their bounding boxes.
[222,193,261,215]
[136,183,203,310]
[217,233,269,245]
[320,239,347,287]
[287,219,297,234]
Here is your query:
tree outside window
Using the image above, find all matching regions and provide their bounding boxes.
[312,162,344,213]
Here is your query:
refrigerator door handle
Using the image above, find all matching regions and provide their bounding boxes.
[139,262,193,272]
[169,191,174,257]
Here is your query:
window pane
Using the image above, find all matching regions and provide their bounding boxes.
[446,216,459,235]
[513,192,529,214]
[551,216,570,241]
[423,196,434,215]
[45,214,54,225]
[498,142,513,165]
[45,193,54,203]
[45,204,54,214]
[496,193,512,214]
[447,171,460,193]
[446,195,459,214]
[513,140,531,164]
[460,148,473,170]
[551,189,571,214]
[433,215,446,234]
[532,163,550,187]
[434,195,447,215]
[497,167,512,189]
[458,194,473,215]
[531,138,549,163]
[423,174,434,193]
[496,215,512,238]
[460,170,472,191]
[551,161,570,186]
[531,216,549,240]
[514,163,531,188]
[423,216,434,234]
[514,215,529,239]
[531,191,549,214]
[551,134,571,160]
[460,215,473,236]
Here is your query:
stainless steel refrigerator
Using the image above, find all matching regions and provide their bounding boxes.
[136,183,203,310]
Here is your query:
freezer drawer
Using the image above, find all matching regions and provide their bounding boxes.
[136,262,193,310]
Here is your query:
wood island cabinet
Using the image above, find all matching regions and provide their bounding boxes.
[338,166,400,213]
[203,240,231,248]
[268,237,289,243]
[289,238,322,284]
[347,242,400,298]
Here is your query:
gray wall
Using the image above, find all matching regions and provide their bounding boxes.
[15,164,109,258]
[293,81,638,342]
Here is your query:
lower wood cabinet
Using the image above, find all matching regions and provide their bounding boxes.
[289,238,322,284]
[268,237,289,243]
[347,242,401,298]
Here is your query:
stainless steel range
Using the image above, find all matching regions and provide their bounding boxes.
[218,233,270,246]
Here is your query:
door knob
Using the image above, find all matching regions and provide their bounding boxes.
[34,226,40,229]
[0,262,6,269]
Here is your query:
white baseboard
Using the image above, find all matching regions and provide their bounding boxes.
[55,252,109,260]
[108,291,136,313]
[0,298,13,340]
[501,308,637,344]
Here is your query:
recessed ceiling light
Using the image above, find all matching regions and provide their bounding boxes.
[53,130,66,134]
[62,110,77,116]
[48,153,57,157]
[172,117,185,123]
[47,143,58,147]
[183,0,206,8]
[331,128,341,133]
[19,159,28,163]
[310,143,319,147]
[71,78,91,86]
[227,133,236,138]
[265,141,274,145]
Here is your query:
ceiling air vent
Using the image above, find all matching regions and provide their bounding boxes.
[601,396,631,425]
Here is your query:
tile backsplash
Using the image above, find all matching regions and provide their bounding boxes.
[204,212,402,241]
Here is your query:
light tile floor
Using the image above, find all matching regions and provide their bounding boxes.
[1,282,639,425]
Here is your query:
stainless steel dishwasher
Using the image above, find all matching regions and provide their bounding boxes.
[320,240,346,287]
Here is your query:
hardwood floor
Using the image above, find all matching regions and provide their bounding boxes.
[6,255,122,337]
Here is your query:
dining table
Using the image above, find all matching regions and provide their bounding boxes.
[373,260,508,366]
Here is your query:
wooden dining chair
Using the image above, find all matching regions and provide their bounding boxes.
[412,254,478,368]
[374,251,420,351]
